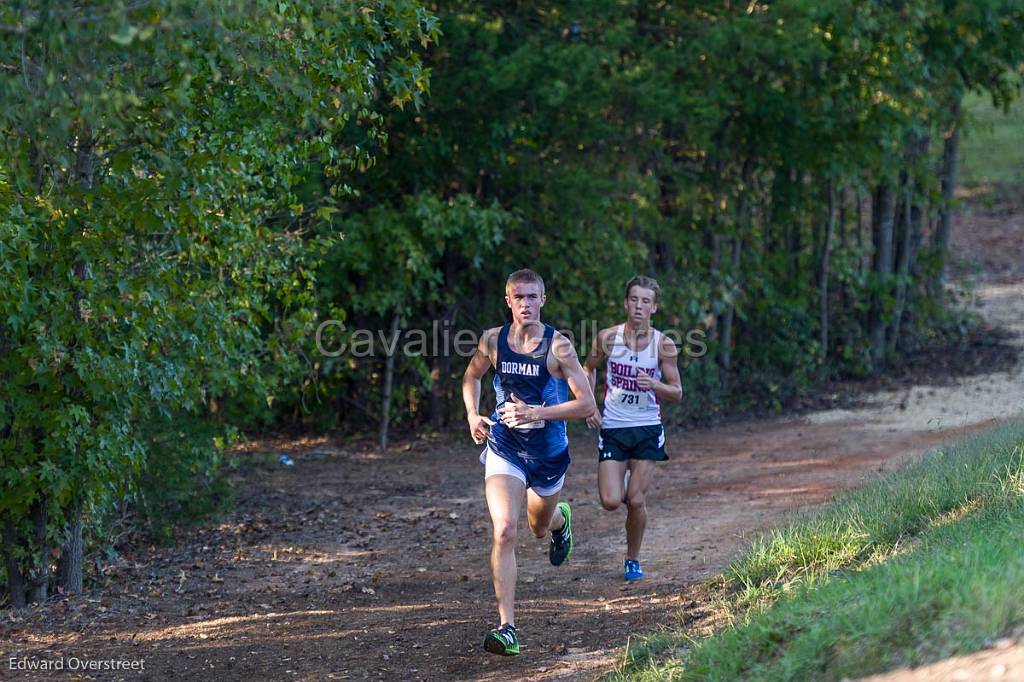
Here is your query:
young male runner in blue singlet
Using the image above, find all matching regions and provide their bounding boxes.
[584,275,682,581]
[462,269,596,656]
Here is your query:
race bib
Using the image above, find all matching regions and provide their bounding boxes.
[609,386,648,412]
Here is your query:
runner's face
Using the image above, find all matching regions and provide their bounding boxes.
[624,286,657,325]
[505,282,545,324]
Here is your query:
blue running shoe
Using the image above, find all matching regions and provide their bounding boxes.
[624,559,644,581]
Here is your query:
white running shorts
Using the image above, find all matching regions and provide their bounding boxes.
[480,445,565,497]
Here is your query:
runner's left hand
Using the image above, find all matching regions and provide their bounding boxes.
[636,369,655,390]
[497,394,536,428]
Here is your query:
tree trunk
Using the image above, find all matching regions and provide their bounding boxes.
[839,185,849,251]
[429,250,458,431]
[819,181,837,360]
[718,238,744,375]
[3,517,26,608]
[899,200,926,346]
[892,171,910,284]
[43,133,99,600]
[378,314,401,451]
[28,500,48,603]
[719,158,753,379]
[429,309,457,431]
[709,231,722,272]
[57,495,85,596]
[907,135,930,282]
[789,169,802,278]
[870,181,897,371]
[893,135,929,351]
[890,174,915,354]
[708,230,722,350]
[856,188,865,275]
[933,96,961,290]
[429,354,444,431]
[908,202,924,279]
[838,186,852,352]
[656,233,676,280]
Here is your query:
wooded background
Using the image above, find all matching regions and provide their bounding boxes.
[2,0,1022,606]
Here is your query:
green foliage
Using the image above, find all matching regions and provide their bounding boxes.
[3,0,1023,601]
[0,0,435,596]
[132,417,235,544]
[291,0,1024,433]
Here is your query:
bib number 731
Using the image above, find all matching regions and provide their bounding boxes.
[610,387,648,411]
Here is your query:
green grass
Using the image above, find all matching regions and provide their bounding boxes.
[609,420,1024,681]
[960,90,1024,188]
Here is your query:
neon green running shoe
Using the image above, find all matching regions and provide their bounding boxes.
[483,623,520,656]
[549,501,573,566]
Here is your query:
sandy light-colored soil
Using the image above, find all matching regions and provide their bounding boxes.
[859,634,1024,682]
[808,277,1024,433]
[2,194,1023,682]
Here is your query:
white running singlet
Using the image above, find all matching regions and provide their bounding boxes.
[601,325,663,428]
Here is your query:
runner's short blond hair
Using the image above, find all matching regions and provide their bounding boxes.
[506,269,546,294]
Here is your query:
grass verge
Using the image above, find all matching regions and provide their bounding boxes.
[609,419,1024,681]
[960,90,1024,188]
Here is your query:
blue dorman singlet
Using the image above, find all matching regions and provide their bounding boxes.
[488,323,569,460]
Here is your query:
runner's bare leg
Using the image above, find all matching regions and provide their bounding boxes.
[598,459,629,511]
[526,488,563,538]
[624,460,657,561]
[485,474,526,626]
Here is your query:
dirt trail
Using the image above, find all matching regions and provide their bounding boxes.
[861,636,1024,682]
[808,279,1024,434]
[5,419,1006,682]
[3,198,1023,681]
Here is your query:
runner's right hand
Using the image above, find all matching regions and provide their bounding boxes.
[468,414,496,445]
[586,411,603,429]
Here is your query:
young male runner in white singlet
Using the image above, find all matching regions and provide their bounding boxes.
[584,275,682,580]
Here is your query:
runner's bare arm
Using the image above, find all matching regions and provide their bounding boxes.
[582,327,612,428]
[637,333,683,402]
[462,329,498,444]
[499,334,595,426]
[583,327,612,392]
